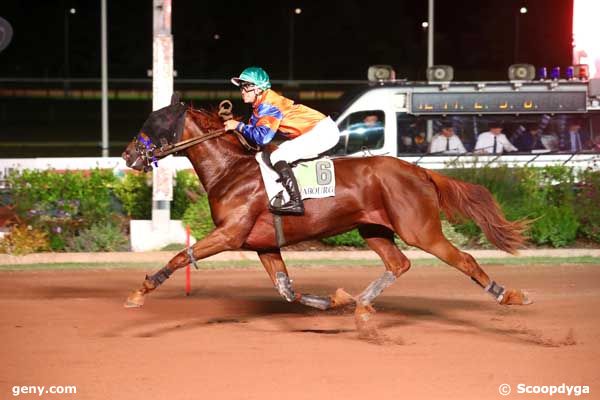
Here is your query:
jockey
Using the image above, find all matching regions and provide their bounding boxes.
[224,66,340,215]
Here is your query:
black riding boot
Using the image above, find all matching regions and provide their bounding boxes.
[270,161,305,215]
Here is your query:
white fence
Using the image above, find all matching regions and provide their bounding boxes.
[1,153,599,184]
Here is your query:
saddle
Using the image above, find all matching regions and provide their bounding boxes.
[257,151,336,206]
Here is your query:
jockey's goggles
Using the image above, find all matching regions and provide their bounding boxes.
[239,82,258,92]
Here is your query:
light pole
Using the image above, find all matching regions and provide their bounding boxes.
[63,7,76,96]
[427,0,434,68]
[514,6,527,63]
[421,21,429,71]
[101,0,109,157]
[288,7,302,81]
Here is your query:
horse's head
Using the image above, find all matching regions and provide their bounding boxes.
[123,96,257,172]
[122,94,188,171]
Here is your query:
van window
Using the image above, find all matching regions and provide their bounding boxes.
[329,110,385,155]
[396,113,600,155]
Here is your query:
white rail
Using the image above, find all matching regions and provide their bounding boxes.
[1,153,599,182]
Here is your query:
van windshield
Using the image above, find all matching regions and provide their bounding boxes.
[329,110,385,155]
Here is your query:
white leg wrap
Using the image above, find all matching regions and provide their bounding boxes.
[484,280,506,303]
[298,294,331,310]
[358,271,397,306]
[274,272,296,302]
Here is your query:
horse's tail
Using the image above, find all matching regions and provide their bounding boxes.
[425,169,529,254]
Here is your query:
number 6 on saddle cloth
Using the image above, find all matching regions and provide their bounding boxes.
[256,151,336,207]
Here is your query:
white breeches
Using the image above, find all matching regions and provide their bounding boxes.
[270,117,340,164]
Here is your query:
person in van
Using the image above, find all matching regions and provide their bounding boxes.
[474,122,518,154]
[429,123,467,154]
[559,121,591,152]
[515,124,545,152]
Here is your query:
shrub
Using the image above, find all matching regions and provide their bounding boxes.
[113,171,151,219]
[529,205,579,247]
[65,222,129,252]
[321,229,366,248]
[0,225,50,255]
[443,165,582,248]
[8,169,118,250]
[10,169,117,222]
[172,170,202,219]
[574,169,600,243]
[114,169,202,220]
[182,195,215,240]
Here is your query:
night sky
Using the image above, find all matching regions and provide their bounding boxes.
[0,0,574,82]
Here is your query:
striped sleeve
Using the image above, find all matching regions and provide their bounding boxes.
[237,103,283,146]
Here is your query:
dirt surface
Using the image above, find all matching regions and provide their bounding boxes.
[1,263,599,400]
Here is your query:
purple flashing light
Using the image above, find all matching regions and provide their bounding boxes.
[538,67,547,80]
[550,66,561,80]
[566,66,574,79]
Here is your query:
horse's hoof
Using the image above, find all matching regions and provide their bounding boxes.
[124,290,145,308]
[330,288,356,308]
[500,289,533,305]
[355,303,376,322]
[355,303,381,341]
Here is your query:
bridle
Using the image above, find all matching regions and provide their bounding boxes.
[132,109,259,171]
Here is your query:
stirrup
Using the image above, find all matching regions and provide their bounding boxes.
[269,201,304,215]
[269,192,304,215]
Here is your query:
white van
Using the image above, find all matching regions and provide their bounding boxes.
[329,66,600,169]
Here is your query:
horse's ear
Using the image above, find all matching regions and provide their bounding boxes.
[218,100,233,121]
[171,92,182,105]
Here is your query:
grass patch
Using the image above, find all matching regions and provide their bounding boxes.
[0,256,599,271]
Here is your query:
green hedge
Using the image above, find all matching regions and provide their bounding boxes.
[444,165,598,248]
[8,169,122,251]
[3,165,600,254]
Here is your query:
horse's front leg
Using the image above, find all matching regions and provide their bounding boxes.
[257,250,355,310]
[124,226,248,308]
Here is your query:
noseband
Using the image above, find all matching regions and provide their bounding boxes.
[134,134,160,171]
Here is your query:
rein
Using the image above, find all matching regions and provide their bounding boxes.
[153,128,259,158]
[135,111,259,170]
[152,128,228,158]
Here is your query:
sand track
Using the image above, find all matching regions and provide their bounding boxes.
[1,264,599,399]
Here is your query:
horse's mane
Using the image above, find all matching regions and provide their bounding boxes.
[186,105,259,155]
[187,106,227,132]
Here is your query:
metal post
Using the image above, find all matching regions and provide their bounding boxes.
[426,0,434,141]
[130,0,188,251]
[288,10,294,81]
[514,7,527,64]
[101,0,109,157]
[152,0,174,228]
[514,13,520,63]
[427,0,434,68]
[152,0,173,110]
[63,10,70,96]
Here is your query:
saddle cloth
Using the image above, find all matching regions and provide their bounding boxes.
[255,152,336,204]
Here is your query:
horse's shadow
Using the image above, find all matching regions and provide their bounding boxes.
[26,281,560,347]
[99,287,556,347]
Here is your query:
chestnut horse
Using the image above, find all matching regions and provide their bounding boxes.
[122,99,531,325]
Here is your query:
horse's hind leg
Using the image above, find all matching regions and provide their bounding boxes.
[257,250,354,310]
[395,218,531,305]
[356,225,411,304]
[353,225,411,328]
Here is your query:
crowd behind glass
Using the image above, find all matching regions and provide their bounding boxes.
[332,110,600,156]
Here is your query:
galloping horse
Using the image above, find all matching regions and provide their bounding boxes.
[122,97,531,324]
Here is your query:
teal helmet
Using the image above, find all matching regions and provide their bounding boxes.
[231,66,271,90]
